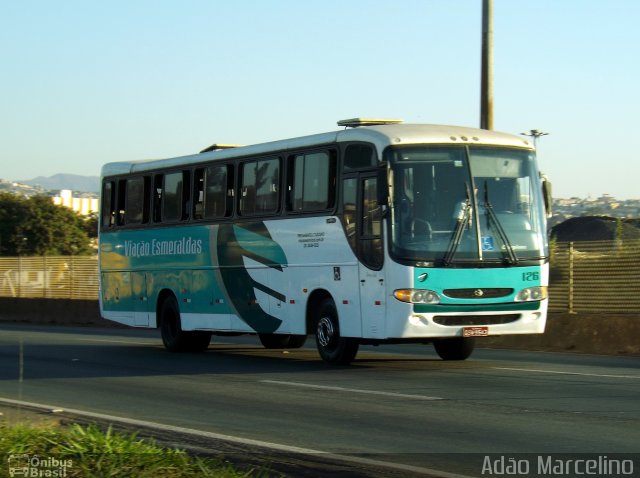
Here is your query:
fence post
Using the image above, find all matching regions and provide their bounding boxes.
[18,256,23,298]
[70,255,75,299]
[568,241,575,314]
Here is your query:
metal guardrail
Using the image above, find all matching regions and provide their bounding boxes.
[0,240,638,314]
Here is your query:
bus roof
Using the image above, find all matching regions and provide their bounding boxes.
[101,123,533,177]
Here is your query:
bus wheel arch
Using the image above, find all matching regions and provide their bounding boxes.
[158,291,211,353]
[155,289,176,328]
[311,294,359,365]
[305,289,332,335]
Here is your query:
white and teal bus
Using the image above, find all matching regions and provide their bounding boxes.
[99,119,551,365]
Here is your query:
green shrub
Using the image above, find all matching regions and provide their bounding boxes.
[1,422,259,477]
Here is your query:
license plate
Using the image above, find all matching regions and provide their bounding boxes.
[463,326,489,337]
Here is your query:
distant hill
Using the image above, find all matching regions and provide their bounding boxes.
[19,174,100,193]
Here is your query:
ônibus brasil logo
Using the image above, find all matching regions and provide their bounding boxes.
[8,454,73,477]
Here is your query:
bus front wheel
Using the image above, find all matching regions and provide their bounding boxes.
[315,299,359,365]
[433,337,475,361]
[160,296,211,353]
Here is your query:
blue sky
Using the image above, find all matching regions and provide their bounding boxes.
[1,1,638,199]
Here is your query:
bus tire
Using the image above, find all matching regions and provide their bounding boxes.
[160,296,211,353]
[259,333,307,349]
[433,337,475,361]
[315,298,359,365]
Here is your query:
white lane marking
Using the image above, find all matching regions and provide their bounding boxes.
[0,396,472,478]
[494,367,640,380]
[71,338,155,346]
[261,380,443,401]
[0,330,154,347]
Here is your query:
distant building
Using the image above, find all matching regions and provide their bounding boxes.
[53,189,99,216]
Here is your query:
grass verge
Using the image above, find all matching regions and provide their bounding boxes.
[0,421,262,477]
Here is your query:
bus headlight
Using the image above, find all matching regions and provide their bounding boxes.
[515,286,548,302]
[394,289,441,304]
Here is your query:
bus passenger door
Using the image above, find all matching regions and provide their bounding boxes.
[357,174,385,338]
[131,272,149,326]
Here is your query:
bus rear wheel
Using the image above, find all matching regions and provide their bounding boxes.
[315,298,359,365]
[160,296,211,353]
[433,337,475,361]
[259,333,307,349]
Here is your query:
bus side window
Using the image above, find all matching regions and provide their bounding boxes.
[240,162,256,215]
[204,165,231,219]
[163,172,183,222]
[193,168,205,219]
[143,176,151,223]
[125,176,148,225]
[116,179,126,226]
[344,144,376,170]
[101,180,116,228]
[360,176,383,269]
[225,166,235,217]
[362,177,381,236]
[181,170,191,220]
[240,158,279,215]
[341,178,357,252]
[287,151,335,212]
[153,174,163,223]
[257,158,279,214]
[288,155,304,212]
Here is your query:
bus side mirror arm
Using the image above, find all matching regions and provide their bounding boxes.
[541,173,552,218]
[377,165,389,207]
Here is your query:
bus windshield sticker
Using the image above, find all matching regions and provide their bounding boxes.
[481,236,495,251]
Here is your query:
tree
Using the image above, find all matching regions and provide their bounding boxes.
[0,193,93,256]
[0,192,30,255]
[81,211,99,239]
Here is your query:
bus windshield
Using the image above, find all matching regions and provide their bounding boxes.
[387,145,548,265]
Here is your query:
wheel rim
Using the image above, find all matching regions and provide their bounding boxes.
[317,316,335,348]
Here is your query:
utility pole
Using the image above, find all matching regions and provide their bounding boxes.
[480,0,493,130]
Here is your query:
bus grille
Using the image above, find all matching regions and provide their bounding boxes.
[433,314,520,326]
[442,288,513,299]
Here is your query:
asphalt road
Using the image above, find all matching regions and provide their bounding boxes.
[1,323,639,477]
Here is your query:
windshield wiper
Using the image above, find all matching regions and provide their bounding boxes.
[483,181,518,265]
[443,184,472,266]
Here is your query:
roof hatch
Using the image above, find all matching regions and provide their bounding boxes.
[199,143,244,154]
[337,118,404,128]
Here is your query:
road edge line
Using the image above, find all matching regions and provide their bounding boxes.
[0,396,476,478]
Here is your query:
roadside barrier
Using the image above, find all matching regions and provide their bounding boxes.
[548,239,640,314]
[0,256,98,300]
[1,239,639,314]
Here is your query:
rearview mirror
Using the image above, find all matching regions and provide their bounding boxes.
[541,174,552,218]
[377,165,389,207]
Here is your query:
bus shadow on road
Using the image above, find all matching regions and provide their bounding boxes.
[0,336,455,383]
[0,324,477,384]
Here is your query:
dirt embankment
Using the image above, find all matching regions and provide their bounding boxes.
[482,313,640,355]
